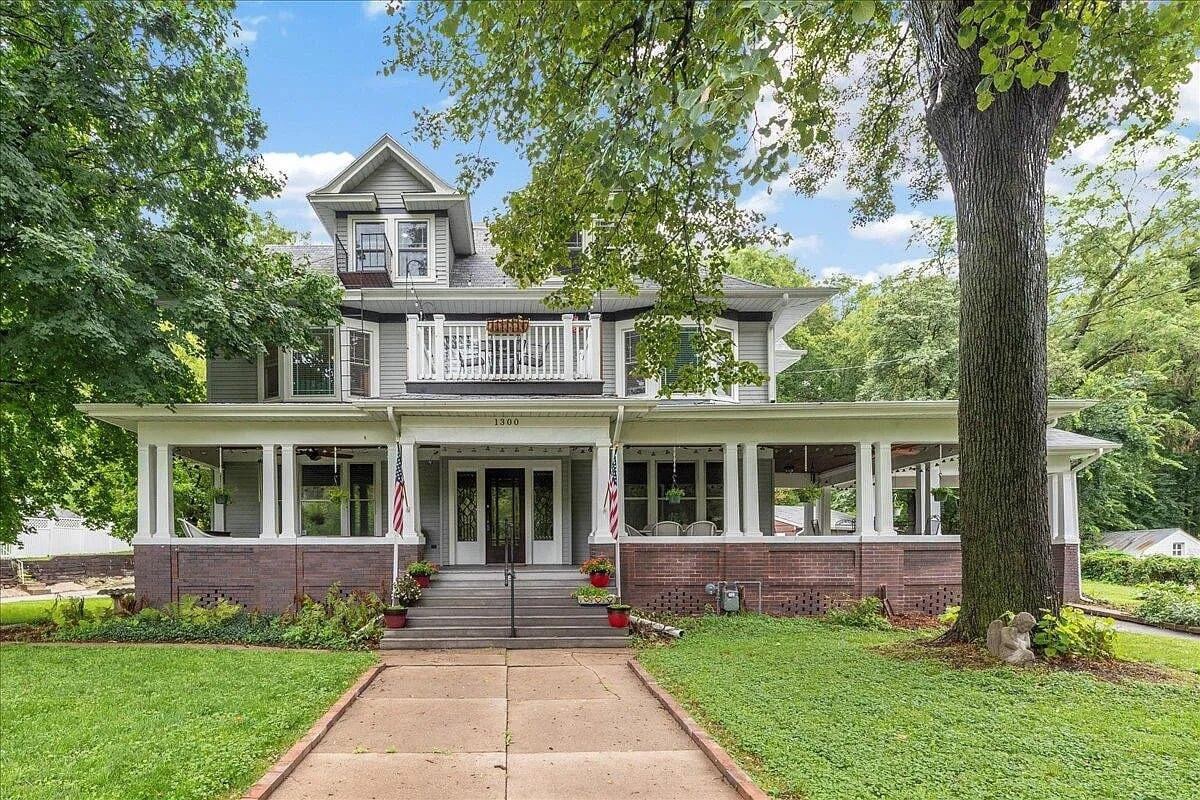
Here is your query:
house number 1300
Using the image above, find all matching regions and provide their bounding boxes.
[493,417,520,426]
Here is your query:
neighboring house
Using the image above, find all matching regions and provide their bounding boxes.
[1100,529,1200,559]
[80,134,1117,622]
[773,505,854,535]
[4,509,129,559]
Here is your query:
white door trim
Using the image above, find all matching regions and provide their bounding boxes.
[447,459,563,565]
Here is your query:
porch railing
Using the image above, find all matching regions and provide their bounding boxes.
[407,315,602,382]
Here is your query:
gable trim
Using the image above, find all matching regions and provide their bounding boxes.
[311,134,455,196]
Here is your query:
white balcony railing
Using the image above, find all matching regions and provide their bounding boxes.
[407,314,602,383]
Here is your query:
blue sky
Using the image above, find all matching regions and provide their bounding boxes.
[237,1,1199,283]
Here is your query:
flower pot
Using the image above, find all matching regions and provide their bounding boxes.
[383,609,408,629]
[607,607,631,628]
[414,575,432,589]
[589,572,611,588]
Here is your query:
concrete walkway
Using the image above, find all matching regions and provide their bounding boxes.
[270,648,742,800]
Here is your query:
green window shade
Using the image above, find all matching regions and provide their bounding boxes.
[293,329,335,396]
[661,327,700,387]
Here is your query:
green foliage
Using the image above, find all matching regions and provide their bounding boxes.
[48,597,89,628]
[1081,550,1200,586]
[1137,586,1200,628]
[0,644,374,800]
[1031,607,1117,661]
[0,596,110,626]
[405,560,441,578]
[278,586,384,650]
[580,557,615,575]
[571,585,616,604]
[824,596,891,630]
[0,0,342,542]
[391,573,422,606]
[637,615,1199,800]
[939,604,960,626]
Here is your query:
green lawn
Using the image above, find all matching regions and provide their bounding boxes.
[1115,630,1200,673]
[0,644,375,800]
[0,596,111,626]
[637,615,1200,800]
[1080,579,1144,611]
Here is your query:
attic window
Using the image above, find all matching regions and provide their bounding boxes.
[355,221,388,271]
[1173,542,1185,557]
[397,220,429,279]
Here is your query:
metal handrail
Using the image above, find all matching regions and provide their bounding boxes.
[503,530,517,637]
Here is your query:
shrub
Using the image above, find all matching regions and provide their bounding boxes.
[571,585,615,604]
[50,597,90,628]
[277,586,383,650]
[1137,586,1200,628]
[391,574,422,606]
[939,605,960,626]
[406,560,441,578]
[1031,608,1116,660]
[1082,549,1200,586]
[825,596,891,630]
[580,557,614,576]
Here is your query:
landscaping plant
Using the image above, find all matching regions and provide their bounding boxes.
[1031,607,1116,661]
[1081,550,1200,586]
[571,585,616,605]
[392,573,422,606]
[824,596,892,630]
[1136,586,1200,628]
[406,560,441,588]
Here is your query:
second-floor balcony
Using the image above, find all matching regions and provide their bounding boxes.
[335,234,394,288]
[407,315,602,385]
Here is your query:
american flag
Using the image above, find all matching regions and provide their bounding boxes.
[392,457,407,535]
[604,449,620,537]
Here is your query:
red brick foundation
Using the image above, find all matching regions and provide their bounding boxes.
[1051,542,1082,603]
[134,542,422,612]
[595,538,1081,616]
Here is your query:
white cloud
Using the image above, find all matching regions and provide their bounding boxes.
[738,175,790,215]
[785,234,822,255]
[849,211,928,243]
[1176,61,1199,124]
[232,21,258,44]
[257,151,357,241]
[363,1,392,18]
[818,258,923,285]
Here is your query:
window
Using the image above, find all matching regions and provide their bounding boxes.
[263,347,279,399]
[662,327,701,388]
[456,471,477,542]
[348,329,371,397]
[623,330,645,396]
[704,461,724,530]
[348,463,374,536]
[532,470,554,541]
[293,329,335,397]
[355,221,388,271]
[396,220,429,279]
[1173,542,1184,557]
[300,465,339,536]
[624,462,649,530]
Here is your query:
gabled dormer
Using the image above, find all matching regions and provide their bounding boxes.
[306,134,475,288]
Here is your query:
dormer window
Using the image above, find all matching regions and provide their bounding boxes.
[355,222,388,271]
[397,220,429,279]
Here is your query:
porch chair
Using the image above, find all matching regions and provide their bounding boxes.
[624,523,648,536]
[651,520,683,536]
[684,520,717,536]
[177,519,216,539]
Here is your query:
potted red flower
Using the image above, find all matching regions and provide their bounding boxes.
[580,557,615,588]
[606,603,631,628]
[406,560,440,589]
[383,606,408,629]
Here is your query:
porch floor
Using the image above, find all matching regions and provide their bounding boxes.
[269,650,742,800]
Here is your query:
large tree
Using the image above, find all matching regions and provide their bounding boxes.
[0,1,342,541]
[388,0,1198,638]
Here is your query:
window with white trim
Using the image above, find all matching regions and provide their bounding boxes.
[259,320,379,402]
[348,329,371,397]
[616,319,737,400]
[293,329,336,397]
[263,347,279,399]
[396,220,429,279]
[355,221,388,270]
[623,330,645,396]
[1173,541,1184,557]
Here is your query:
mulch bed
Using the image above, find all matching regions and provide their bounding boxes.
[875,638,1198,686]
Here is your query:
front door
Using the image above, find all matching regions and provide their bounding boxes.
[485,468,524,564]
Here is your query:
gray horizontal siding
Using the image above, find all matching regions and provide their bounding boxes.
[759,457,774,534]
[348,158,430,204]
[207,357,257,402]
[223,463,260,535]
[601,321,616,396]
[738,320,770,403]
[571,457,592,563]
[379,322,408,397]
[418,455,442,557]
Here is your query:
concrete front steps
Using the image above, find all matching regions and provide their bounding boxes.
[381,566,628,649]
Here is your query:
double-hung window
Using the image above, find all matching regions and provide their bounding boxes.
[617,320,737,399]
[623,330,645,396]
[293,329,336,397]
[348,329,371,397]
[355,221,388,271]
[263,347,279,399]
[396,220,429,279]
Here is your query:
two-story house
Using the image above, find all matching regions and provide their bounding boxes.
[81,135,1116,630]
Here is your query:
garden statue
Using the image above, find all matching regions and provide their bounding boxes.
[986,612,1037,665]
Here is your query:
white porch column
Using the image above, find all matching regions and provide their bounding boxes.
[279,445,297,537]
[741,442,761,535]
[914,464,928,535]
[137,444,155,538]
[855,442,877,535]
[928,462,942,533]
[400,441,419,539]
[386,442,400,535]
[591,442,612,538]
[722,442,742,535]
[211,465,226,532]
[154,445,173,538]
[819,487,834,536]
[1061,470,1080,544]
[1047,472,1063,541]
[260,445,277,538]
[874,442,895,534]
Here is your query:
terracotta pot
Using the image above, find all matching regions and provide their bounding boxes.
[383,610,408,629]
[414,574,432,589]
[589,572,611,588]
[607,607,631,628]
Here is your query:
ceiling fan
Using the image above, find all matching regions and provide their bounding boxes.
[297,447,353,461]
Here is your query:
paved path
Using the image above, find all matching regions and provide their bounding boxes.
[1112,618,1200,641]
[270,648,741,800]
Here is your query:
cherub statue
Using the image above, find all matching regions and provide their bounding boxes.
[986,611,1037,665]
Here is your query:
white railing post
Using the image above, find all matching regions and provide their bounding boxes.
[432,314,446,380]
[405,314,419,381]
[588,313,602,381]
[561,314,574,381]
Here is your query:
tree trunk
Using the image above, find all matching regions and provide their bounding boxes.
[911,1,1069,640]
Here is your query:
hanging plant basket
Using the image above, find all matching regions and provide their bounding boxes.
[487,317,530,335]
[665,486,685,504]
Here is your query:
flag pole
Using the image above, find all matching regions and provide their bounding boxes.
[613,446,622,602]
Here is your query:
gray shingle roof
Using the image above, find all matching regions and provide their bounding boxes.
[267,244,336,275]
